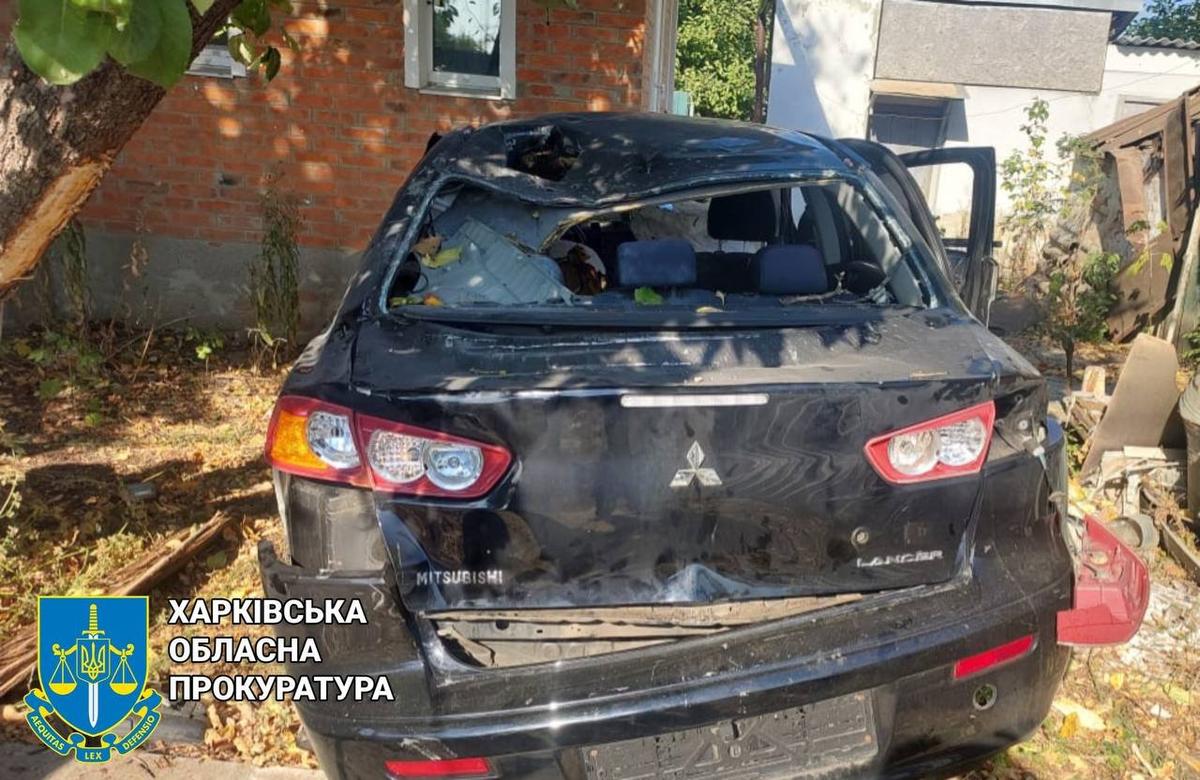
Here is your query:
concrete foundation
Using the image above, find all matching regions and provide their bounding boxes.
[2,230,361,341]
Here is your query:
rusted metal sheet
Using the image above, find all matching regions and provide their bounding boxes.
[1087,93,1197,340]
[429,594,862,667]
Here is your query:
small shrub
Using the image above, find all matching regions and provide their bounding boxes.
[1043,250,1120,387]
[248,178,301,367]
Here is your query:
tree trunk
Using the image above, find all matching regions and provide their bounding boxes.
[0,1,242,298]
[1064,338,1076,393]
[751,0,775,123]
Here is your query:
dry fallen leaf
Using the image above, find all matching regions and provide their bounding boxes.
[412,235,442,257]
[1059,711,1079,739]
[1054,699,1106,731]
[423,246,463,269]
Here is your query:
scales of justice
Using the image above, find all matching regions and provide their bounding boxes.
[47,603,138,728]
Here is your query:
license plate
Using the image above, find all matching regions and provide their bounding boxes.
[582,692,877,780]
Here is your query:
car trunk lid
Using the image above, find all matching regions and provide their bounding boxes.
[352,309,1030,614]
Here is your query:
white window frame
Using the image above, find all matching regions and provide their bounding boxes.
[187,41,247,80]
[403,0,516,99]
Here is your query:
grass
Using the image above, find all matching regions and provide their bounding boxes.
[0,323,313,767]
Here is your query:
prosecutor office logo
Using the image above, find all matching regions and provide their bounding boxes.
[670,441,722,488]
[26,597,162,763]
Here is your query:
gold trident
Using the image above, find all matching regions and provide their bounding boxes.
[78,604,107,682]
[77,603,109,728]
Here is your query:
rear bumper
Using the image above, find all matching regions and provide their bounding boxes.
[260,540,1072,780]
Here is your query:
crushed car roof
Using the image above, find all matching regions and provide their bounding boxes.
[431,112,850,206]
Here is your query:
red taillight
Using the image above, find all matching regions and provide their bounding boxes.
[864,401,996,484]
[952,634,1035,680]
[1057,514,1150,646]
[264,397,370,487]
[264,396,512,498]
[385,757,493,778]
[358,412,512,499]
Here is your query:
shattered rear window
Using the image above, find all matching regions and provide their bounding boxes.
[386,179,931,319]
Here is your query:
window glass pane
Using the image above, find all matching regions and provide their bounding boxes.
[433,0,501,77]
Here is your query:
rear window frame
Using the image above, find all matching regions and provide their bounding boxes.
[374,169,953,324]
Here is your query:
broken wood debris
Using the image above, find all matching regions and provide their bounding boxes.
[0,510,237,699]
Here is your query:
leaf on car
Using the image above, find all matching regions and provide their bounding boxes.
[696,306,722,314]
[389,295,424,307]
[423,246,463,269]
[423,294,444,306]
[634,287,663,306]
[412,235,443,257]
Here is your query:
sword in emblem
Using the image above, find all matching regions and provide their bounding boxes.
[77,604,107,728]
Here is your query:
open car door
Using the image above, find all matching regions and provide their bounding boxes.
[839,140,997,324]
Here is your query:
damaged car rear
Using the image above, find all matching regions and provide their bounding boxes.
[259,114,1148,779]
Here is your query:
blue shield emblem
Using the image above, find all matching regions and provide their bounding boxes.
[27,597,161,762]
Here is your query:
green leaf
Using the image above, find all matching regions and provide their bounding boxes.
[634,287,664,306]
[262,46,281,81]
[191,0,216,13]
[281,27,300,54]
[14,0,112,85]
[232,0,271,37]
[37,378,65,401]
[124,0,192,88]
[107,0,163,65]
[227,33,256,66]
[71,0,132,27]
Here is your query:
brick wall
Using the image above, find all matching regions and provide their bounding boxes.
[65,0,648,251]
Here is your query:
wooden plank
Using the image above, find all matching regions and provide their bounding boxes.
[1162,524,1200,584]
[0,510,237,699]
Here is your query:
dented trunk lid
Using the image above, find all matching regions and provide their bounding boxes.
[352,308,1037,612]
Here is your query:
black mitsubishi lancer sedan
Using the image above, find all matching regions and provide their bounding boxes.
[258,114,1148,780]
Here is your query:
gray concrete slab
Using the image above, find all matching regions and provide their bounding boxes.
[2,741,324,780]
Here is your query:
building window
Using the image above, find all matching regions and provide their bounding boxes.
[186,31,247,79]
[404,0,516,99]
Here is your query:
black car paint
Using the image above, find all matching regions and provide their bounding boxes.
[260,417,1070,777]
[344,308,1041,612]
[264,113,1072,778]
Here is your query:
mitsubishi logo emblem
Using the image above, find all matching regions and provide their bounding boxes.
[670,441,722,488]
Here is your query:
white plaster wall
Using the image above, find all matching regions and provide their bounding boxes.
[766,1,1200,221]
[930,45,1200,218]
[767,0,881,138]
